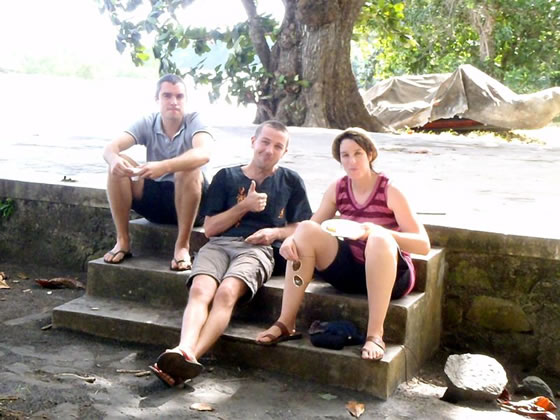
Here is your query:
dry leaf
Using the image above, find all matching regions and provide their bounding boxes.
[35,277,85,289]
[346,400,365,418]
[0,277,10,289]
[16,272,28,280]
[0,272,7,280]
[190,402,214,412]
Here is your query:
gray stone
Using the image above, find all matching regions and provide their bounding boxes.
[516,376,555,401]
[442,353,508,402]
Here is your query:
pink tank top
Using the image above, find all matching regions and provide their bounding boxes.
[335,173,415,293]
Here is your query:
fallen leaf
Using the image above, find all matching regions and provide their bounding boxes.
[0,272,7,280]
[35,277,85,289]
[0,277,9,289]
[16,272,28,280]
[318,393,338,401]
[346,400,365,418]
[190,402,214,412]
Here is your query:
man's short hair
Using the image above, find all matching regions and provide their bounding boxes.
[155,74,186,99]
[254,120,289,139]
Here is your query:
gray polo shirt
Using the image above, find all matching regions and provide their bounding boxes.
[126,112,212,182]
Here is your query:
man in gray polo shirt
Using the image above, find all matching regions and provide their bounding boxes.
[102,74,213,271]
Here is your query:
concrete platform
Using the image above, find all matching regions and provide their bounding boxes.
[2,124,559,240]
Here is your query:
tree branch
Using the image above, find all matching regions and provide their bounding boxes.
[240,0,271,70]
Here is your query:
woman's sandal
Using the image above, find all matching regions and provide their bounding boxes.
[256,321,302,346]
[361,336,385,361]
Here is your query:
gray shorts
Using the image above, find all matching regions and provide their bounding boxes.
[187,237,274,301]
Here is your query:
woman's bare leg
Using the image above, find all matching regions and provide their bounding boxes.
[362,230,398,360]
[256,221,338,342]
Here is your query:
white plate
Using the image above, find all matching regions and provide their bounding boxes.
[320,219,364,240]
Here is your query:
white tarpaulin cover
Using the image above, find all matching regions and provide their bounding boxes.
[363,64,560,130]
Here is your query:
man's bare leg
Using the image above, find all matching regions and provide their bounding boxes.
[104,155,143,263]
[152,275,218,384]
[174,275,218,359]
[171,169,203,270]
[193,277,248,359]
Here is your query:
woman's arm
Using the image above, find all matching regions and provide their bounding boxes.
[385,183,431,255]
[310,181,338,223]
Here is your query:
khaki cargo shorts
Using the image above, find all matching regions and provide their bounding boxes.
[187,236,274,301]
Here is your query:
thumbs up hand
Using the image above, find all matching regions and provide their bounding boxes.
[245,180,268,212]
[248,180,257,193]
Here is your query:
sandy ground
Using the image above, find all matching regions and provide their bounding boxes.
[2,262,554,420]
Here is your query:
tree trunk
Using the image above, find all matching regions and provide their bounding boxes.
[246,0,386,131]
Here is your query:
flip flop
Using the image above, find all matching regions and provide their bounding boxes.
[149,364,185,387]
[361,336,385,361]
[170,258,192,272]
[156,349,203,380]
[256,321,303,347]
[104,250,132,264]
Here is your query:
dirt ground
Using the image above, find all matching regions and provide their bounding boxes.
[2,262,556,420]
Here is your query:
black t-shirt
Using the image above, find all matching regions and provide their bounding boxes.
[202,165,312,246]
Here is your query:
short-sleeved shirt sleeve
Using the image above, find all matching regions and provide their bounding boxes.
[202,166,312,246]
[125,112,212,182]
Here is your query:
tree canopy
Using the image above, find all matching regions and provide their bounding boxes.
[353,0,560,93]
[97,0,559,129]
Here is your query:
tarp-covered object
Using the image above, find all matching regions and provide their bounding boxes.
[363,64,560,130]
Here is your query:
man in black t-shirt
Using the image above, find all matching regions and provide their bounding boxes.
[150,120,312,387]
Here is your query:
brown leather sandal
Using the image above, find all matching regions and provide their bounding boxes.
[256,321,302,347]
[361,336,385,361]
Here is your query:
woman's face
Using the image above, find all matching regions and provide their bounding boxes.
[339,139,371,178]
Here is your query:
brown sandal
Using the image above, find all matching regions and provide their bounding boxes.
[361,336,385,361]
[256,321,302,346]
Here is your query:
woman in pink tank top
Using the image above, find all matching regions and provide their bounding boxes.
[256,128,430,361]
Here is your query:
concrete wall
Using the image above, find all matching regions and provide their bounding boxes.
[1,179,559,375]
[427,226,560,376]
[0,179,113,271]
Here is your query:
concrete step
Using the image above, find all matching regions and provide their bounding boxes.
[53,218,445,399]
[129,218,207,257]
[84,247,444,347]
[52,295,412,399]
[128,217,435,292]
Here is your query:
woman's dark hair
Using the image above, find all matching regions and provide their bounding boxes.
[331,127,378,168]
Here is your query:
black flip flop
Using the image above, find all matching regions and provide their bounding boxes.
[149,364,185,387]
[170,258,192,272]
[156,349,203,380]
